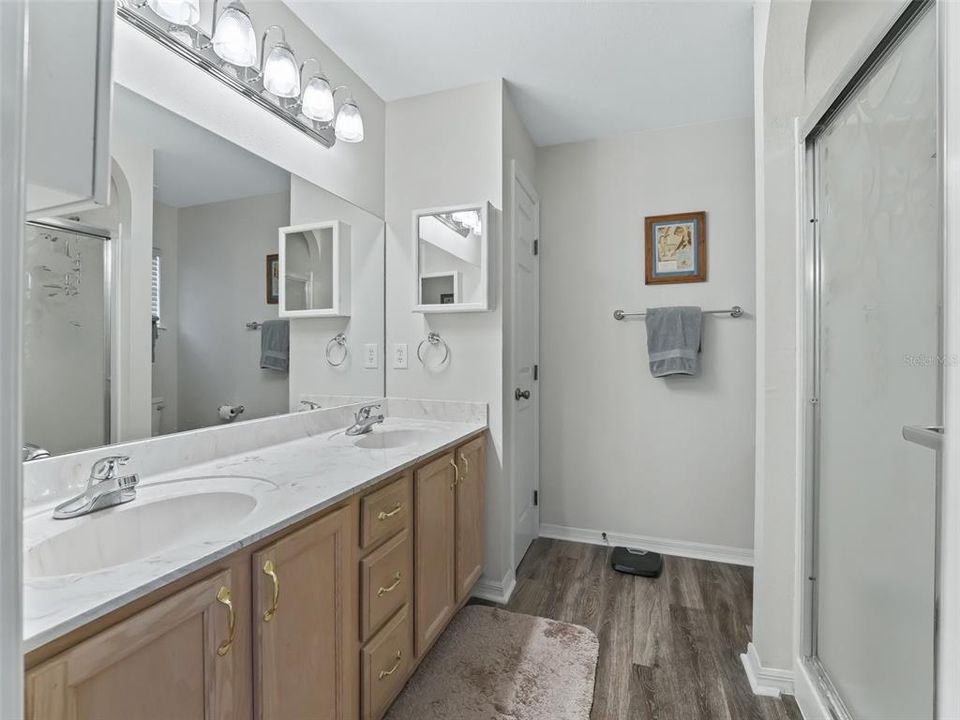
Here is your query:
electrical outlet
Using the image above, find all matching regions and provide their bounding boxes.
[393,343,408,369]
[364,343,378,369]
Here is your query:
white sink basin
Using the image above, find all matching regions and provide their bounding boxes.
[25,476,269,578]
[353,428,437,450]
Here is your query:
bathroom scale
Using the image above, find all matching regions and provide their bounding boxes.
[611,546,663,578]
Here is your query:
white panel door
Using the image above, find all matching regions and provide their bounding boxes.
[512,162,539,568]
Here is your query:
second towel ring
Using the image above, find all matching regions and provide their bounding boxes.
[417,332,450,367]
[325,333,348,367]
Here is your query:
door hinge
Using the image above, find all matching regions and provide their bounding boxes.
[533,239,539,256]
[533,490,538,506]
[533,364,539,381]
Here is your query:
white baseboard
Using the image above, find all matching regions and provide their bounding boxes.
[539,523,754,567]
[470,567,517,605]
[740,642,794,698]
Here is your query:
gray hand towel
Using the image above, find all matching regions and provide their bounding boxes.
[260,319,289,372]
[644,306,702,377]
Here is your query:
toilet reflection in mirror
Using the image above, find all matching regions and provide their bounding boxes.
[414,202,491,313]
[22,85,385,457]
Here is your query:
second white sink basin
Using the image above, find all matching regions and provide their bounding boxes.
[353,428,437,450]
[25,476,270,578]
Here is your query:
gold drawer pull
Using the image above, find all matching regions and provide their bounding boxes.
[216,586,236,657]
[377,503,403,521]
[461,453,470,484]
[377,572,402,597]
[378,650,402,680]
[262,560,280,622]
[450,458,459,488]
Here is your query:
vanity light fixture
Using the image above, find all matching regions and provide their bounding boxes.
[119,0,364,148]
[333,87,364,144]
[146,0,199,25]
[211,0,257,68]
[300,58,335,122]
[260,26,300,99]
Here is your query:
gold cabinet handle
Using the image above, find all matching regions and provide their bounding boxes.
[378,650,402,680]
[262,560,280,622]
[461,453,470,484]
[450,458,459,489]
[377,503,403,521]
[216,586,236,657]
[377,572,402,597]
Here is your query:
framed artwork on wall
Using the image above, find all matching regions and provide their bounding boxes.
[266,253,279,304]
[644,211,707,284]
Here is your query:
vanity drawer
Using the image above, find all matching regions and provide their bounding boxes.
[360,473,410,549]
[361,606,412,720]
[361,529,411,640]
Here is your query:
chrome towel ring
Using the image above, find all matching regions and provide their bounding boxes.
[417,332,449,367]
[325,333,348,367]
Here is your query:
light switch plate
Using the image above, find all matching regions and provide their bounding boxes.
[364,343,378,369]
[393,343,408,369]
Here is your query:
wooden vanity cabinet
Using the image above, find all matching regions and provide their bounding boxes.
[455,435,486,603]
[252,506,357,720]
[25,431,486,720]
[413,452,458,658]
[413,434,487,658]
[26,570,239,720]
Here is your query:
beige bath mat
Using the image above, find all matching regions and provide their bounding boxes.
[385,606,599,720]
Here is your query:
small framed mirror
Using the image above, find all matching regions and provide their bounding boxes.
[278,221,351,317]
[413,202,492,313]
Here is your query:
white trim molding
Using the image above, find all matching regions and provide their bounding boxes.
[740,642,795,698]
[471,567,517,605]
[539,524,754,567]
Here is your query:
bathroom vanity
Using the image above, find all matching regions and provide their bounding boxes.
[22,409,486,720]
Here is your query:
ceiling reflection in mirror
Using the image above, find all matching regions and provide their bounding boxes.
[22,85,385,458]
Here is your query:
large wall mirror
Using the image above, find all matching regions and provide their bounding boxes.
[22,85,385,458]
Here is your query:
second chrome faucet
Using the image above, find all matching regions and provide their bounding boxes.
[345,403,384,436]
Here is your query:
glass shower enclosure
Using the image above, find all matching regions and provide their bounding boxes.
[805,4,939,718]
[23,219,111,456]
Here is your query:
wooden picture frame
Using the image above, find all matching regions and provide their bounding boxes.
[266,253,279,304]
[644,211,707,285]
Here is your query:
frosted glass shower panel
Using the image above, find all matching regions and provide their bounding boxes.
[23,224,109,455]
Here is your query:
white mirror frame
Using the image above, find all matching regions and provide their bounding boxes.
[412,201,492,313]
[278,220,351,318]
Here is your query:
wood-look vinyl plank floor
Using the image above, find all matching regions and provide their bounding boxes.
[475,538,803,720]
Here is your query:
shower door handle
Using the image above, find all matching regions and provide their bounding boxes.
[902,425,943,451]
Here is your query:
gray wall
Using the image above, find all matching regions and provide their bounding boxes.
[177,192,290,430]
[537,117,756,556]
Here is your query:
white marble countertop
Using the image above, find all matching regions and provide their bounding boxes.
[23,415,485,653]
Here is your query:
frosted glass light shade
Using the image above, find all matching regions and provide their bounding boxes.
[212,3,257,68]
[147,0,199,25]
[335,101,364,143]
[263,44,300,98]
[301,76,334,122]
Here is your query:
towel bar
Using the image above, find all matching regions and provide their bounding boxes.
[613,306,744,320]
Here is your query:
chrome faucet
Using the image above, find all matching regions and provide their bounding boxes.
[300,400,322,411]
[22,443,51,462]
[345,403,384,436]
[53,455,140,520]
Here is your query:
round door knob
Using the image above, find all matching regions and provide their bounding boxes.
[515,388,531,401]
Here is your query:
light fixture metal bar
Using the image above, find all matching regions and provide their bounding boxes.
[117,4,336,148]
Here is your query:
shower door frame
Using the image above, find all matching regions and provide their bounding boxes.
[795,1,952,717]
[25,217,114,449]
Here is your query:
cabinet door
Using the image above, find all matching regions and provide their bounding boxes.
[414,452,457,657]
[25,570,237,720]
[25,0,112,215]
[252,507,357,720]
[455,436,486,602]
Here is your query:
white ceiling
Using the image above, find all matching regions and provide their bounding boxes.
[113,85,290,208]
[284,1,754,146]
